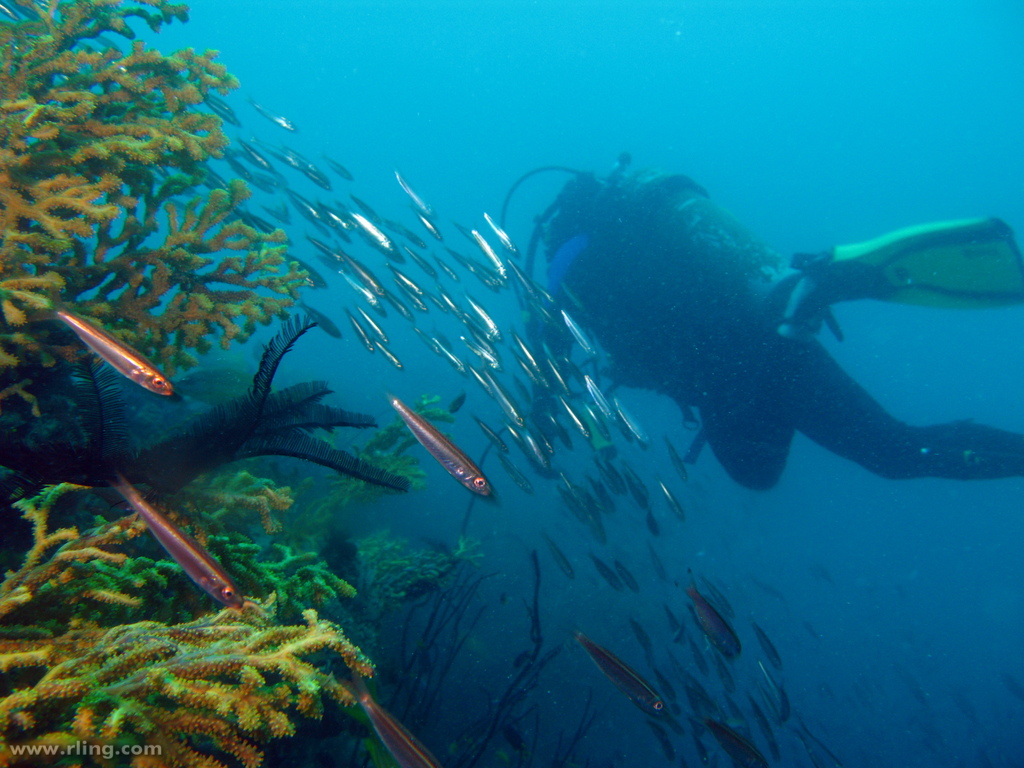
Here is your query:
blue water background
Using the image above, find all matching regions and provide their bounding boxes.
[145,1,1024,765]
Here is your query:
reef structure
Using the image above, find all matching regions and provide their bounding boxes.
[0,482,370,768]
[0,0,308,405]
[0,316,412,524]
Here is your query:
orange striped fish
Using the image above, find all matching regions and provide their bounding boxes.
[574,630,664,714]
[388,394,492,496]
[111,474,244,608]
[55,309,174,396]
[349,674,445,768]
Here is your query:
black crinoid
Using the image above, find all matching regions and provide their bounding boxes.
[1,315,410,506]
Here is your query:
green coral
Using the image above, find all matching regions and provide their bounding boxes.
[0,477,357,634]
[354,531,479,621]
[453,535,484,567]
[1,484,158,634]
[204,535,357,624]
[172,466,295,535]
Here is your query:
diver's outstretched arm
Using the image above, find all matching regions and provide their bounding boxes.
[788,342,1024,480]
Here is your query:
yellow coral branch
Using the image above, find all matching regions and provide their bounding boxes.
[1,0,304,397]
[0,607,368,767]
[0,378,39,416]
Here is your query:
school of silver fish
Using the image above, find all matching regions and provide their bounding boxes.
[8,67,865,768]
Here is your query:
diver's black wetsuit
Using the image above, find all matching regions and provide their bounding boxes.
[691,319,1024,489]
[545,170,1024,489]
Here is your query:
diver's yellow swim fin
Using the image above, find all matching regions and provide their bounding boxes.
[833,217,1024,309]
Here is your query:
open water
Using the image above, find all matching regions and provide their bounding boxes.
[141,2,1024,766]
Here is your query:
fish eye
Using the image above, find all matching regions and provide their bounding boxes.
[221,587,236,601]
[653,701,664,711]
[473,477,488,490]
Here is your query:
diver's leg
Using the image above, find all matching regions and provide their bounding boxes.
[698,397,794,490]
[789,344,1024,479]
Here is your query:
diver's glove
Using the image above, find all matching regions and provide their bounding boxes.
[777,253,842,342]
[777,251,887,342]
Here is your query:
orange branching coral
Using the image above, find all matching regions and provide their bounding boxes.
[0,273,70,370]
[77,180,303,374]
[0,0,308,390]
[0,607,367,768]
[0,273,65,327]
[0,483,149,632]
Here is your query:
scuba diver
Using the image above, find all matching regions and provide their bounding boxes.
[516,153,1024,490]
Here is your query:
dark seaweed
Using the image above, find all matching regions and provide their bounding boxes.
[0,316,410,503]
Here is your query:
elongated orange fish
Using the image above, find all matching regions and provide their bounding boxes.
[388,394,492,496]
[574,630,664,714]
[111,474,244,608]
[349,674,445,768]
[55,308,174,396]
